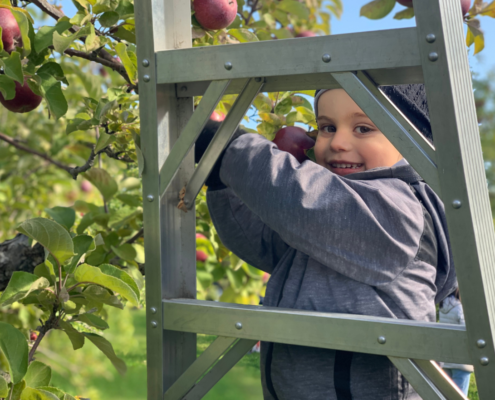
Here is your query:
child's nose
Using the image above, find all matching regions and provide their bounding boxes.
[329,130,352,153]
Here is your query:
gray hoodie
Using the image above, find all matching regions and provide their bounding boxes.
[207,133,457,400]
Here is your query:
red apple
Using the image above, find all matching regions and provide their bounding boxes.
[210,110,225,122]
[81,180,92,193]
[30,332,38,341]
[396,0,412,7]
[194,0,238,30]
[0,9,22,53]
[0,79,42,113]
[296,31,316,38]
[196,249,208,262]
[272,126,315,163]
[196,233,206,240]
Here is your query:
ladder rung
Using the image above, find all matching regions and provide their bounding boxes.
[157,28,422,85]
[162,299,470,364]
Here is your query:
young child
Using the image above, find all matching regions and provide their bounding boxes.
[195,84,457,399]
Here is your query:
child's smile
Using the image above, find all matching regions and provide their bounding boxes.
[315,89,402,177]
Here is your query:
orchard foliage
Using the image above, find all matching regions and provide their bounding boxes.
[360,0,493,55]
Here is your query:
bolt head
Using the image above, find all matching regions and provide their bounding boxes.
[377,336,386,344]
[426,34,436,43]
[142,59,150,67]
[143,74,151,82]
[322,53,331,63]
[452,200,462,209]
[477,339,486,348]
[151,321,158,328]
[224,62,233,70]
[428,52,439,62]
[235,322,242,330]
[150,307,157,314]
[480,357,489,366]
[147,194,154,202]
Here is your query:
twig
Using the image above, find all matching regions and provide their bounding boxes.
[126,228,144,245]
[244,0,261,25]
[0,132,96,179]
[28,0,63,21]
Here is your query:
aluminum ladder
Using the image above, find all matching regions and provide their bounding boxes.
[135,0,495,398]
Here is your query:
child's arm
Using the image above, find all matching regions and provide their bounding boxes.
[207,187,290,274]
[217,134,424,286]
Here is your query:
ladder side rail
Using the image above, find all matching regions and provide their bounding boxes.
[163,299,470,364]
[176,67,424,98]
[163,336,238,400]
[331,71,440,193]
[135,0,197,398]
[156,28,421,84]
[414,0,495,397]
[413,359,468,400]
[389,357,447,400]
[182,339,258,400]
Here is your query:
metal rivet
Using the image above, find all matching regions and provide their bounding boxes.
[426,34,436,43]
[322,53,331,63]
[147,194,154,202]
[143,74,151,82]
[181,86,188,92]
[235,322,242,330]
[428,52,439,62]
[142,59,150,67]
[378,336,386,344]
[224,62,233,70]
[151,321,158,328]
[480,357,489,366]
[477,339,487,349]
[150,307,157,314]
[255,77,262,82]
[452,200,462,209]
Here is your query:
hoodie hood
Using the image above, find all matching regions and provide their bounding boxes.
[346,164,457,304]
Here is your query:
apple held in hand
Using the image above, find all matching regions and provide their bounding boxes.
[0,9,22,53]
[0,80,42,113]
[272,126,315,163]
[194,0,238,30]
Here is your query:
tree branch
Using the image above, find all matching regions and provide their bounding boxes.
[29,0,64,21]
[0,132,96,179]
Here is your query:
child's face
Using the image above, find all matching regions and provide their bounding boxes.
[315,89,402,176]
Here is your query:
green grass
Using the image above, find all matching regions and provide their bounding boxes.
[38,306,479,399]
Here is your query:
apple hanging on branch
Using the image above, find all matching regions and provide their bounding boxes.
[0,8,22,53]
[0,79,42,113]
[193,0,238,30]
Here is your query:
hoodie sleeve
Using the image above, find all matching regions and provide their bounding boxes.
[217,134,424,286]
[207,187,290,274]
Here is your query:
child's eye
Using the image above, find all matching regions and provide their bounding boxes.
[355,126,373,134]
[319,125,336,134]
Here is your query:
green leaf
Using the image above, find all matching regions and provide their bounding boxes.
[37,72,68,119]
[257,121,277,140]
[20,387,59,400]
[74,264,138,305]
[85,24,100,52]
[99,11,119,27]
[99,263,139,298]
[37,63,69,85]
[0,322,28,383]
[0,272,50,306]
[36,387,65,400]
[115,0,133,17]
[34,19,72,53]
[66,235,95,274]
[275,97,293,115]
[112,26,136,44]
[82,285,124,309]
[75,313,109,330]
[95,131,116,153]
[17,218,75,264]
[394,7,415,19]
[277,0,310,19]
[11,9,31,57]
[115,42,137,84]
[76,213,95,235]
[116,194,142,207]
[24,361,51,388]
[0,75,15,100]
[83,333,126,375]
[360,0,395,19]
[44,207,76,231]
[0,51,23,84]
[93,0,119,13]
[58,321,85,350]
[82,168,118,202]
[228,29,259,43]
[52,24,91,54]
[0,375,8,397]
[11,380,26,400]
[467,20,485,55]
